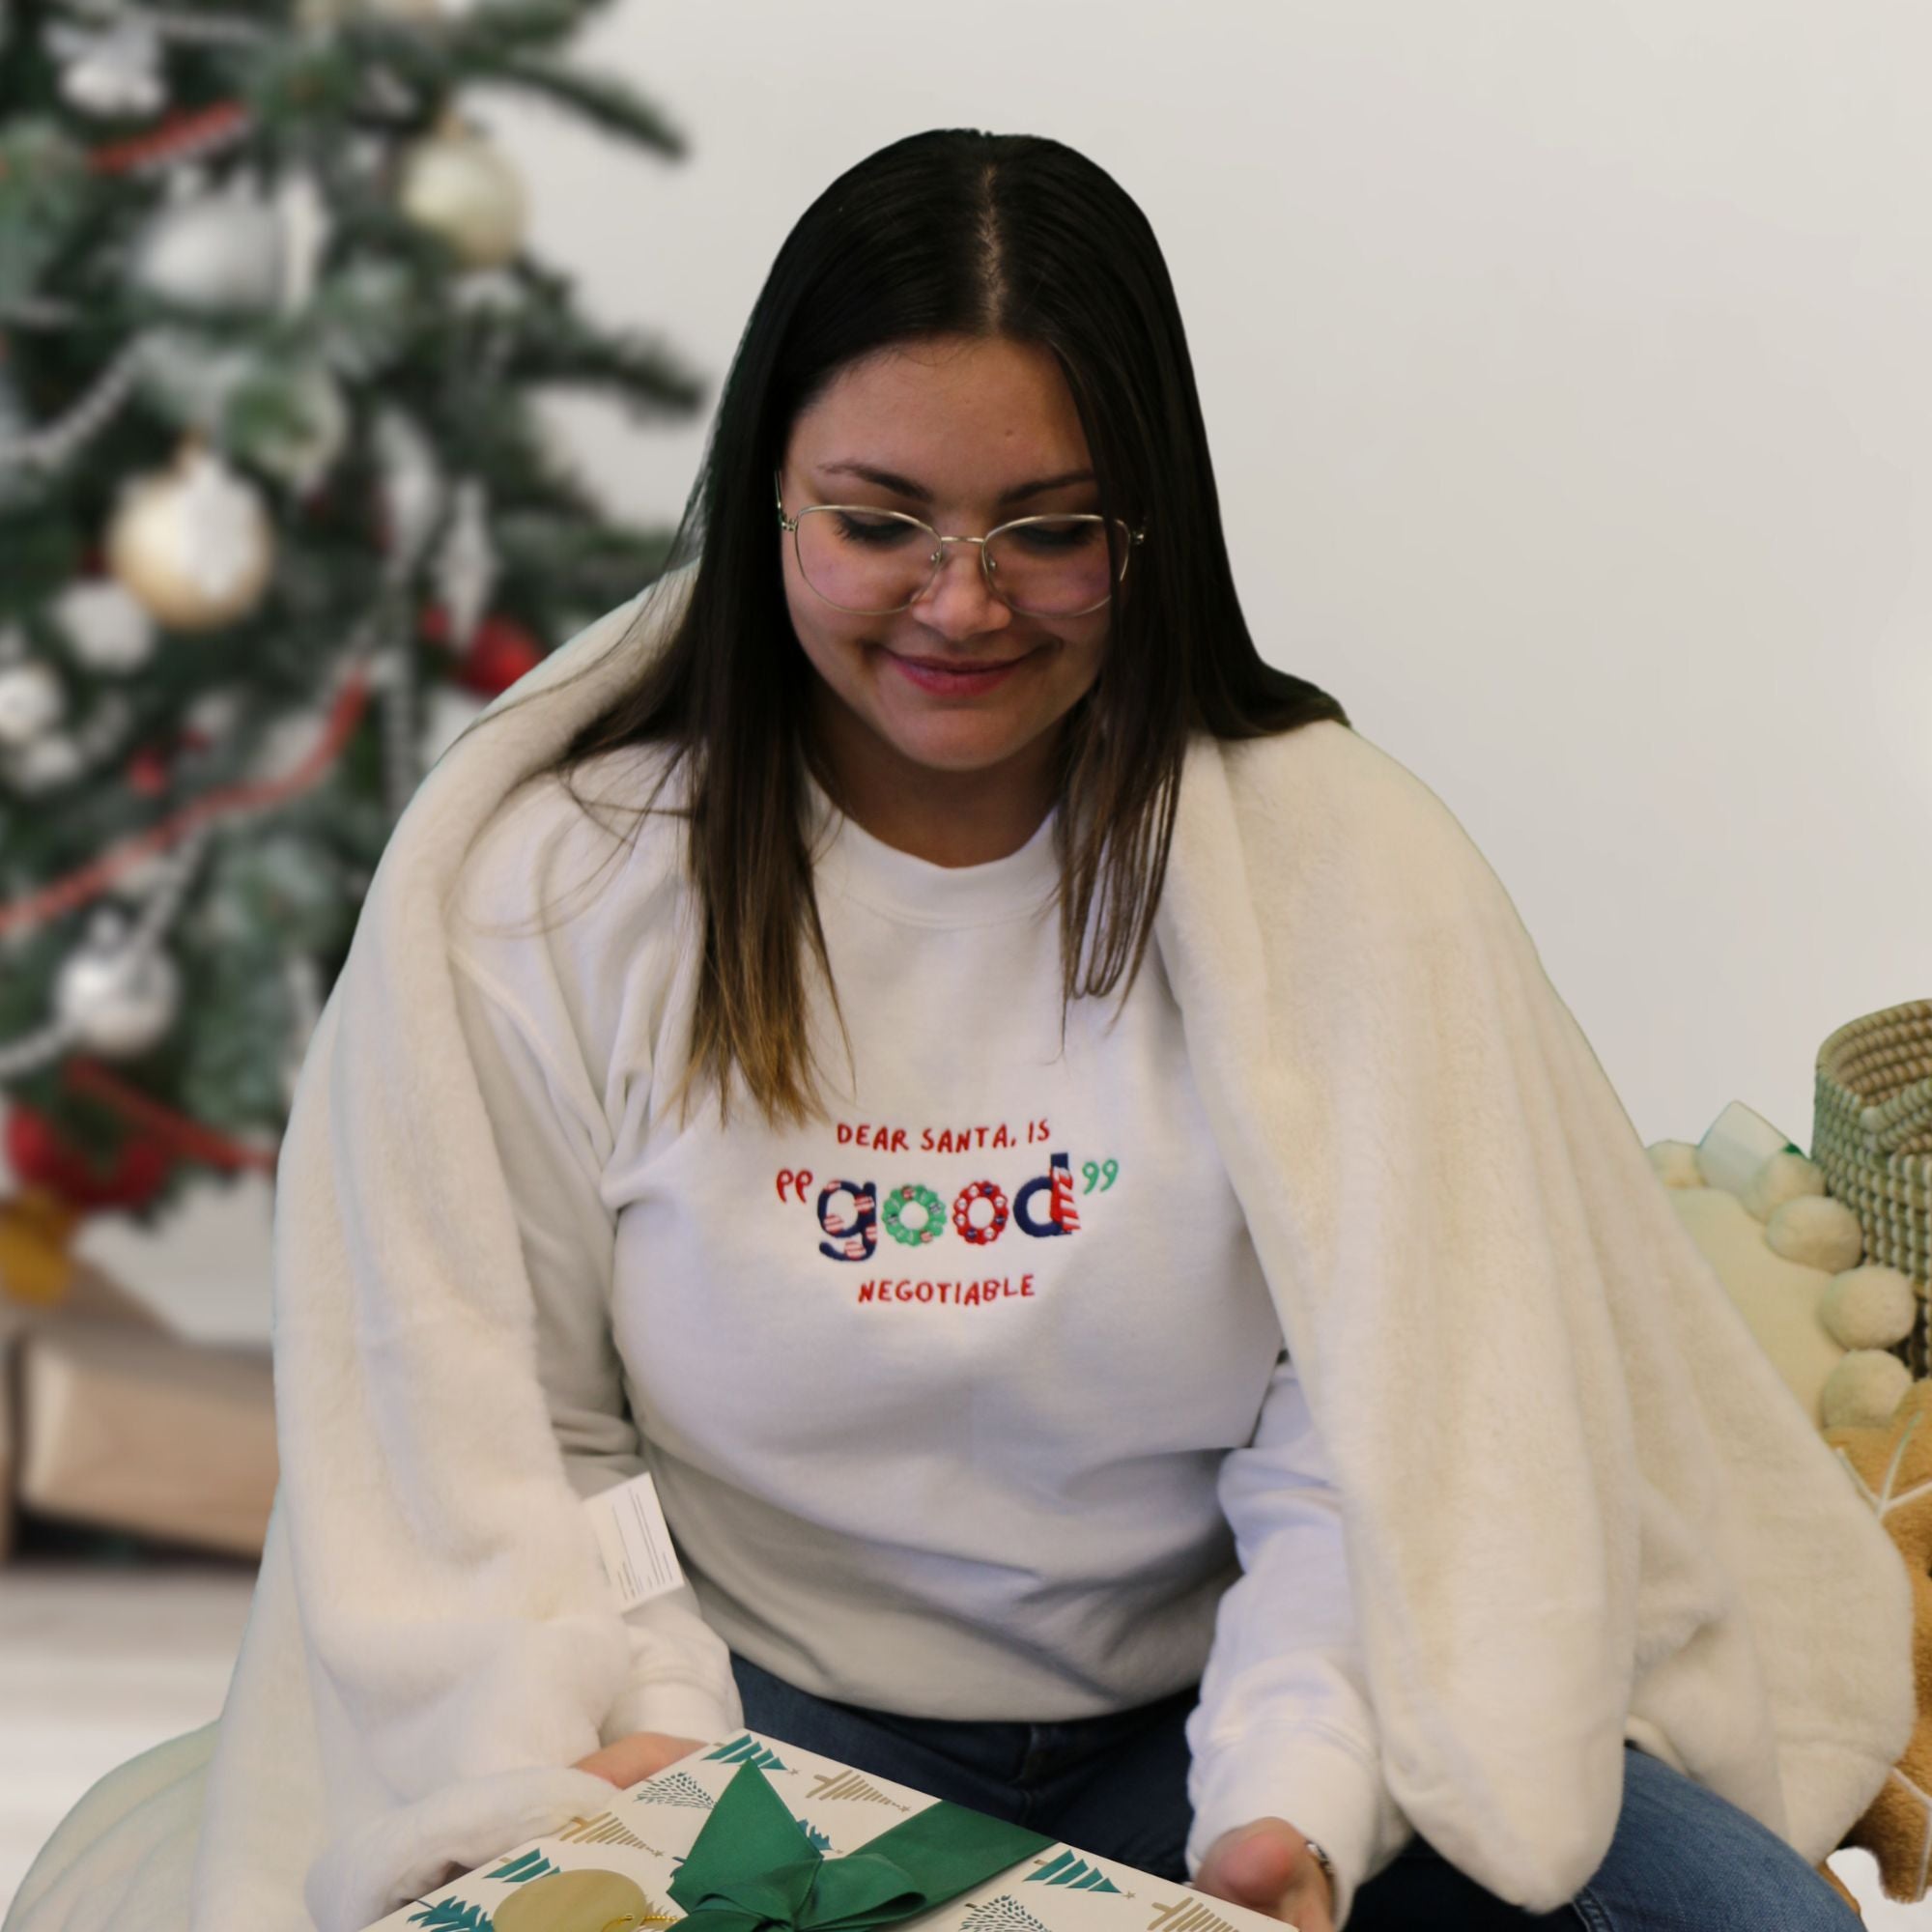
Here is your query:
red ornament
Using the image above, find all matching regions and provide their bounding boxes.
[127,726,214,796]
[417,603,452,647]
[5,1103,171,1213]
[457,615,544,697]
[128,747,170,795]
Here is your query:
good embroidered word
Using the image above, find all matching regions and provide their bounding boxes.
[776,1151,1122,1259]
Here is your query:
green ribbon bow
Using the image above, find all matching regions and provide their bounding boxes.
[666,1761,1056,1932]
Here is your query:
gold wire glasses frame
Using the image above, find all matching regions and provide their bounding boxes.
[775,469,1147,617]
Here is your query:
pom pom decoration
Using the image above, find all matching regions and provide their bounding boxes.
[1822,1265,1921,1353]
[1653,1117,1915,1425]
[1821,1350,1915,1431]
[106,442,275,630]
[1645,1140,1704,1189]
[1740,1147,1827,1221]
[1765,1190,1868,1274]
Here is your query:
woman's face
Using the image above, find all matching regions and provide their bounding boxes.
[778,334,1113,836]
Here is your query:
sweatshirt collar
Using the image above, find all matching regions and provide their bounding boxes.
[804,764,1060,927]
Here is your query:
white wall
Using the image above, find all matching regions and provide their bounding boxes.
[85,0,1931,1339]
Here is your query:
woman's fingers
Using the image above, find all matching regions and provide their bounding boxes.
[1193,1817,1335,1932]
[572,1730,707,1788]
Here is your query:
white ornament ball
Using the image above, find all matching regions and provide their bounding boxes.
[131,185,287,312]
[1764,1191,1866,1274]
[1819,1264,1918,1352]
[397,125,527,270]
[54,928,183,1059]
[55,578,158,672]
[0,661,66,747]
[1819,1348,1913,1431]
[248,708,327,783]
[106,445,275,631]
[45,17,166,118]
[7,733,87,792]
[185,686,246,740]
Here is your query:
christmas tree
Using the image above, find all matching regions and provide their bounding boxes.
[0,0,705,1302]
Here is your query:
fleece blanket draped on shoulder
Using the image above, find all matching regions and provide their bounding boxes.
[7,564,1910,1930]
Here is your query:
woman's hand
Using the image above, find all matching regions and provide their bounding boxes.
[1193,1817,1335,1932]
[572,1730,707,1788]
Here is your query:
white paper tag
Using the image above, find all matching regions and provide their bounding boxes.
[584,1470,686,1611]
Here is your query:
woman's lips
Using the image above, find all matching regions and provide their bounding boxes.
[887,649,1036,696]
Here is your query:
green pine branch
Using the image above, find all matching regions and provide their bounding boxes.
[0,0,703,1207]
[495,510,674,584]
[287,17,685,164]
[243,38,372,132]
[0,121,91,302]
[507,317,708,419]
[441,0,616,59]
[468,54,687,157]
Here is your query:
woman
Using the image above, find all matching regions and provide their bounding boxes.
[41,128,1902,1932]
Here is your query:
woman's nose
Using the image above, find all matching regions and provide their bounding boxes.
[908,541,1014,637]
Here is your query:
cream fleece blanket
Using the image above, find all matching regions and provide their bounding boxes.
[7,567,1911,1931]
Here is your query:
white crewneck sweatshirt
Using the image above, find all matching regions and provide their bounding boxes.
[444,743,1412,1919]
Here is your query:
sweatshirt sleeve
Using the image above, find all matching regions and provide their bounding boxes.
[447,944,742,1747]
[261,829,737,1932]
[1184,1349,1414,1930]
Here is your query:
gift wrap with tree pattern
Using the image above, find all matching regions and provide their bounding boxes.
[360,1730,1300,1932]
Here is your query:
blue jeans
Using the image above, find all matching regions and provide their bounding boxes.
[729,1654,1861,1929]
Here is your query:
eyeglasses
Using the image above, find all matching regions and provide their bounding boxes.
[775,469,1146,617]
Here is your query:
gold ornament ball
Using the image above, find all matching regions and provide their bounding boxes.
[397,126,527,270]
[105,447,275,632]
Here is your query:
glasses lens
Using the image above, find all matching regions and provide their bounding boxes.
[795,507,936,612]
[985,517,1119,615]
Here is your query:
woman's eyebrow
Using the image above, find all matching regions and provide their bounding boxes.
[818,461,1096,506]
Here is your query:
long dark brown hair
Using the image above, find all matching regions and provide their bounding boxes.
[461,128,1350,1133]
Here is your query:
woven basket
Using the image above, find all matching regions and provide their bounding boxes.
[1812,997,1932,1376]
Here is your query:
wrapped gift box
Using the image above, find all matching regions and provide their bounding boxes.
[0,1257,174,1560]
[5,1259,275,1557]
[364,1729,1301,1932]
